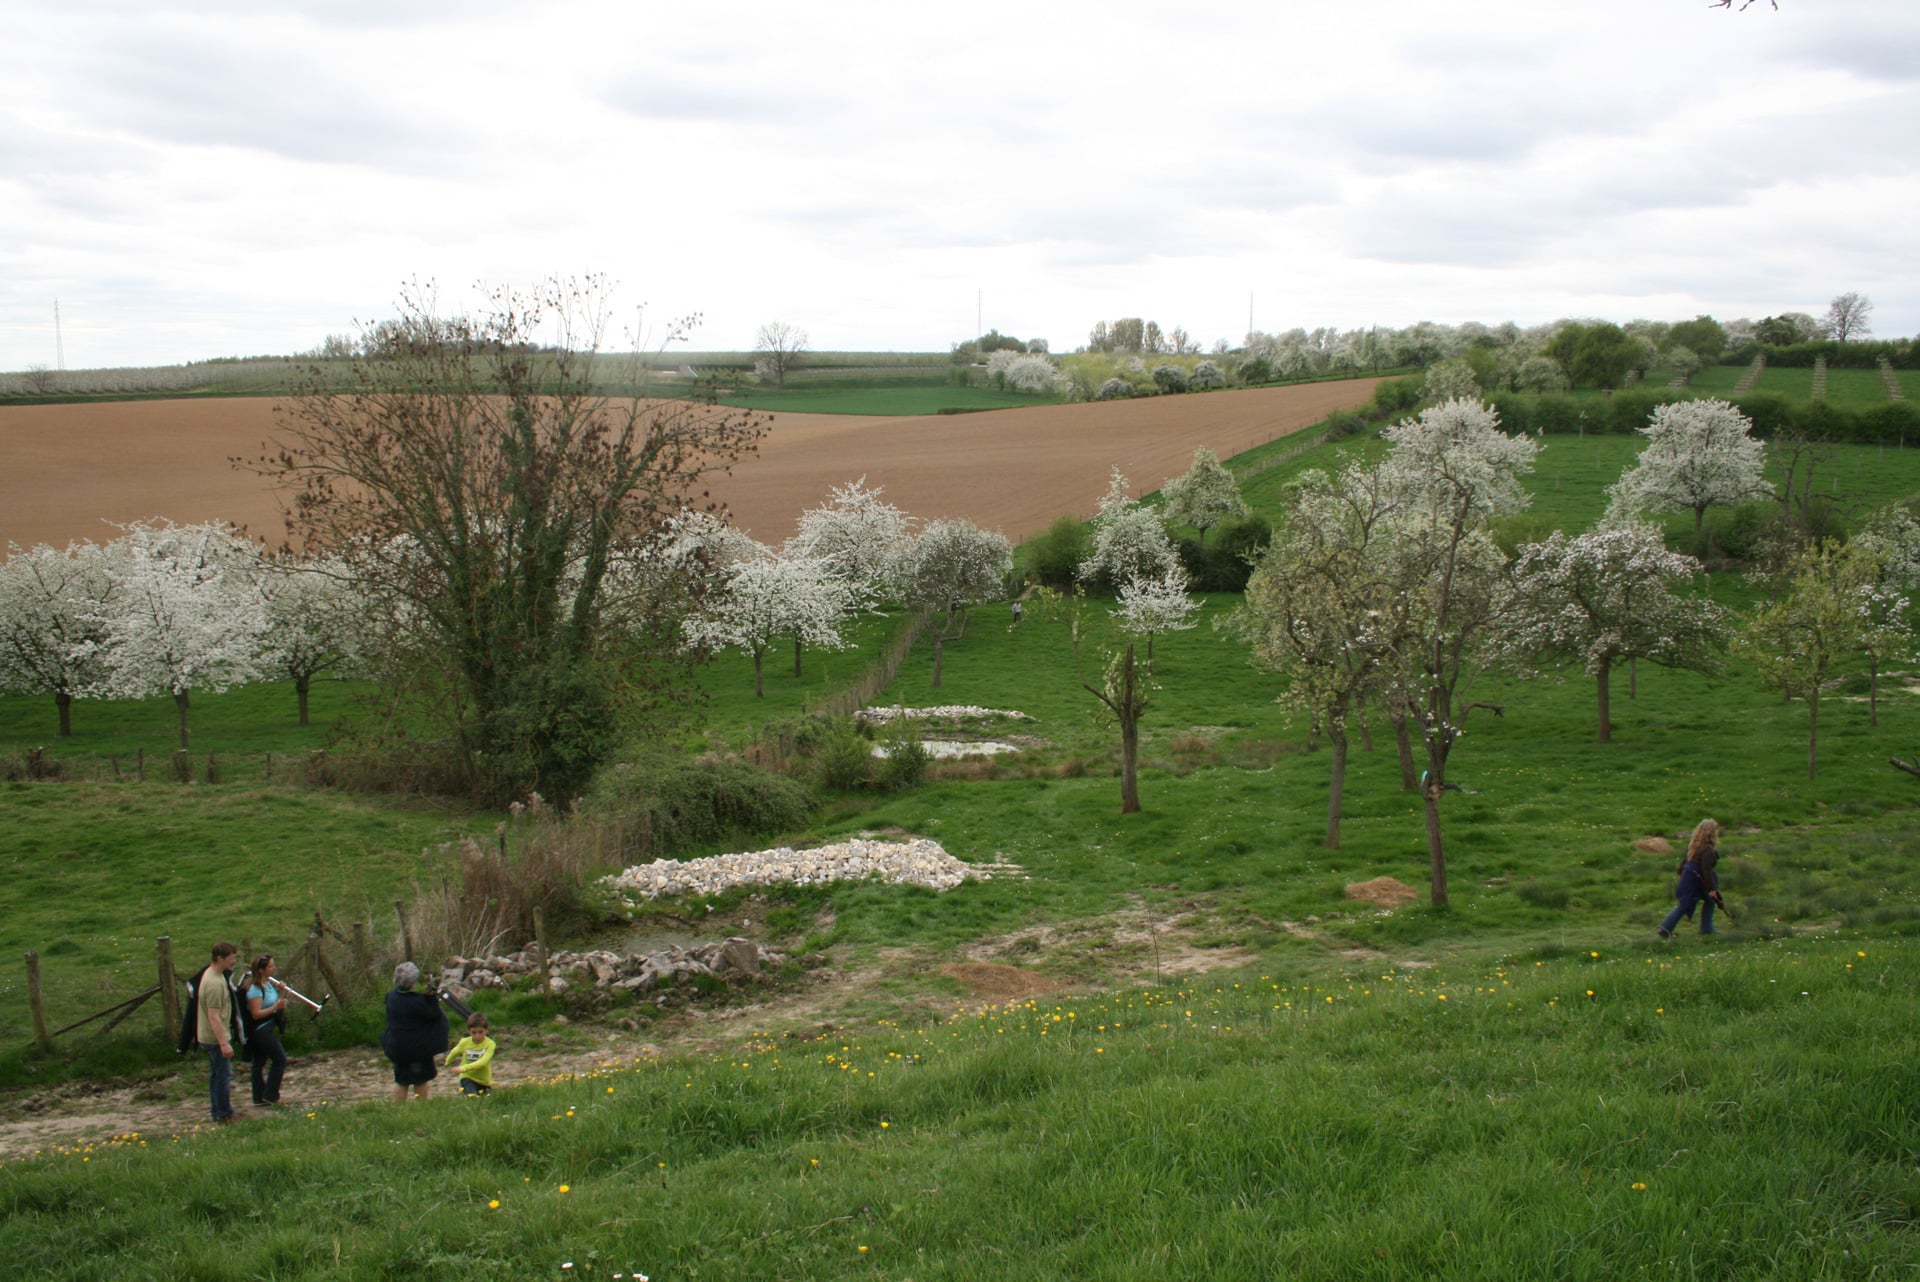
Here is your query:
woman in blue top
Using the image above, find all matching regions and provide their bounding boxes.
[245,954,290,1105]
[1658,818,1723,940]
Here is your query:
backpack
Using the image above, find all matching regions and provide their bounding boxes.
[176,966,248,1056]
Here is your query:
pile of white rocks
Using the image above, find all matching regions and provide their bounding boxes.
[855,704,1031,725]
[440,937,785,998]
[600,836,1002,904]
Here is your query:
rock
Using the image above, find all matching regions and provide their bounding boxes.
[721,938,762,975]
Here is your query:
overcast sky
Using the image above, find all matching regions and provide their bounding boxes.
[2,0,1915,370]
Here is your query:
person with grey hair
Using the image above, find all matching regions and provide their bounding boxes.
[380,960,449,1101]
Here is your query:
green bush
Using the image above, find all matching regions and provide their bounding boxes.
[812,719,876,791]
[584,752,815,859]
[1322,408,1368,441]
[1371,375,1425,416]
[876,724,931,791]
[1023,514,1092,589]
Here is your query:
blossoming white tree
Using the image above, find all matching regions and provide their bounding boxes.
[1849,507,1920,724]
[0,540,116,737]
[1377,398,1538,905]
[255,552,362,725]
[86,520,270,748]
[1503,523,1727,742]
[1111,567,1199,660]
[1605,399,1771,545]
[893,518,1012,687]
[682,552,856,697]
[1160,447,1250,545]
[1077,468,1179,589]
[785,477,914,610]
[1228,464,1407,848]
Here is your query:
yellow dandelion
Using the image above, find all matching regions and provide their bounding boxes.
[559,1184,571,1194]
[1632,1182,1647,1191]
[488,1199,500,1210]
[880,1121,890,1129]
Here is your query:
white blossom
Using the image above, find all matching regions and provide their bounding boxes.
[84,520,270,746]
[1077,468,1179,588]
[1160,447,1250,542]
[0,540,116,737]
[785,477,913,607]
[1604,399,1771,540]
[1111,567,1199,654]
[681,553,856,696]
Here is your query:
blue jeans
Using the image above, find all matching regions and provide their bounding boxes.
[1659,896,1716,936]
[204,1044,234,1120]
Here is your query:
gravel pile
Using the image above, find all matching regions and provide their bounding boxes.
[601,836,1008,903]
[855,704,1031,725]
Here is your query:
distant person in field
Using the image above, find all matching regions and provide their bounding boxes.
[446,1011,498,1096]
[381,961,449,1101]
[195,941,242,1123]
[244,953,290,1107]
[1658,818,1723,940]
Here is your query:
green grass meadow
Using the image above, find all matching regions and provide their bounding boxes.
[6,391,1920,1278]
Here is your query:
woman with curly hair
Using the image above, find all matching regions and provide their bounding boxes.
[1658,818,1722,940]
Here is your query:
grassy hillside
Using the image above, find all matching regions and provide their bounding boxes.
[7,409,1920,1279]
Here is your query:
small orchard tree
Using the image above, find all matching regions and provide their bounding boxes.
[0,540,115,737]
[754,321,809,386]
[786,476,914,612]
[1606,399,1771,545]
[1503,523,1727,742]
[1851,507,1920,723]
[1228,464,1405,848]
[1111,567,1199,661]
[1078,468,1179,589]
[1151,364,1188,395]
[1160,447,1250,546]
[1739,541,1871,779]
[1376,398,1538,905]
[256,552,361,725]
[1188,359,1226,390]
[894,519,1012,687]
[1421,359,1481,402]
[682,553,855,697]
[87,521,270,748]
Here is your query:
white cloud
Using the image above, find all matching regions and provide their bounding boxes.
[2,0,1916,369]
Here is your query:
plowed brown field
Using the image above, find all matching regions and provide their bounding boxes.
[0,380,1379,550]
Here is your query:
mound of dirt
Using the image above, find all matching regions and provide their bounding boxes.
[1345,876,1419,909]
[1634,837,1674,855]
[940,962,1061,1002]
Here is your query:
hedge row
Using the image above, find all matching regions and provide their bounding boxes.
[1719,339,1920,370]
[1485,388,1920,445]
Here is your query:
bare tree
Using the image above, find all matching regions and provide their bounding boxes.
[1826,292,1873,343]
[257,276,766,799]
[754,321,809,386]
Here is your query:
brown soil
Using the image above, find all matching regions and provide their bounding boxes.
[1634,837,1675,855]
[0,380,1380,550]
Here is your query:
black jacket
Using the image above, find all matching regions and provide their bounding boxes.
[380,988,449,1063]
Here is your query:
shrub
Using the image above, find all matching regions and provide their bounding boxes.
[1151,364,1189,395]
[812,719,876,791]
[876,724,931,791]
[1023,514,1093,590]
[1095,378,1133,401]
[585,752,815,860]
[1189,360,1226,390]
[1238,355,1272,385]
[1322,409,1368,441]
[1371,375,1425,417]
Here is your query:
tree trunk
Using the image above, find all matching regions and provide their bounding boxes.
[1807,687,1819,779]
[1596,662,1612,744]
[752,650,765,698]
[931,635,946,688]
[296,675,311,727]
[55,691,72,738]
[1391,713,1418,790]
[1629,655,1638,700]
[1869,659,1880,727]
[1325,723,1348,849]
[1423,778,1449,907]
[1118,648,1141,815]
[174,689,191,748]
[793,636,804,680]
[1356,698,1373,752]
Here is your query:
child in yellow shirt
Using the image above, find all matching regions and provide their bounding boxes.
[446,1012,497,1095]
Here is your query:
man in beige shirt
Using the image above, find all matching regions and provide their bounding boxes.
[197,942,240,1123]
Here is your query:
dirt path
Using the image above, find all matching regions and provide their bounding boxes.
[0,913,1271,1164]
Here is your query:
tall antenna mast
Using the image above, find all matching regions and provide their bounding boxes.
[976,289,982,340]
[1248,292,1253,342]
[54,299,65,371]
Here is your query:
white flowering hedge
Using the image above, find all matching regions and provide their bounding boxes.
[601,836,1009,903]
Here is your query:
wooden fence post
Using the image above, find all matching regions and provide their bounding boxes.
[394,900,413,963]
[157,936,179,1046]
[533,908,551,995]
[26,951,53,1053]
